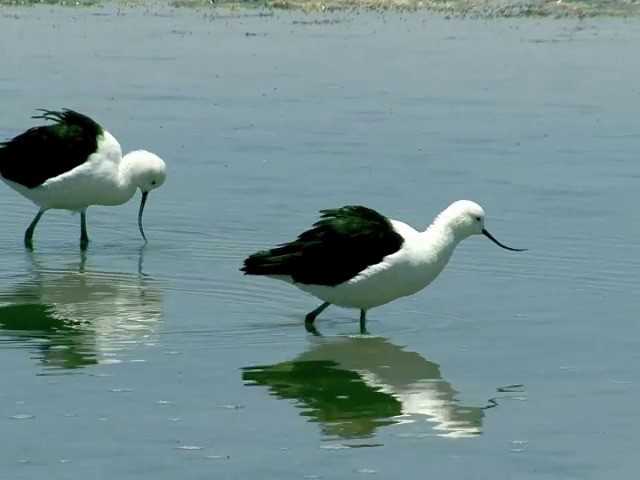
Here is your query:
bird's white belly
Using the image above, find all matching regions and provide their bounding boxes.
[2,163,133,210]
[296,253,445,310]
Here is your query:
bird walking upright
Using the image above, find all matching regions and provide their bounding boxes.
[0,109,167,250]
[241,201,527,334]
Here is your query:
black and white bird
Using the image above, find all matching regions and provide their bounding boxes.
[0,109,166,249]
[241,201,526,333]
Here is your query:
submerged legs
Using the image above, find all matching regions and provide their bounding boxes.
[80,210,89,250]
[305,302,331,325]
[359,309,368,335]
[24,209,45,249]
[23,209,90,250]
[304,302,330,336]
[303,303,369,335]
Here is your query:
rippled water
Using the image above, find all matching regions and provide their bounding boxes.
[0,5,639,479]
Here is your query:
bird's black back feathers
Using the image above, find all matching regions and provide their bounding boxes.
[241,206,405,286]
[0,109,103,188]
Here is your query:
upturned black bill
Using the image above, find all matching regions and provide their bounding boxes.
[482,228,527,252]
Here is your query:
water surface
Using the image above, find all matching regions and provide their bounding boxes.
[0,5,639,479]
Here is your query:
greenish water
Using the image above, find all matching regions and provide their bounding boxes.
[0,5,639,479]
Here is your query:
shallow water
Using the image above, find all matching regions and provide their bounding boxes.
[0,5,639,479]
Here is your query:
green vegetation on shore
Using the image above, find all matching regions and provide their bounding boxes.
[1,0,639,19]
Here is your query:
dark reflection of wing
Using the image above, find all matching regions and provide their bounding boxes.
[0,252,164,372]
[242,336,484,440]
[0,303,98,369]
[244,359,402,439]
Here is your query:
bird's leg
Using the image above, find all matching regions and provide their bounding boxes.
[304,322,322,336]
[305,302,330,327]
[80,210,89,250]
[24,209,45,250]
[79,249,88,273]
[359,309,369,335]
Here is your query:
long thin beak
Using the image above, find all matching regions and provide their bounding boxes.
[138,191,148,242]
[482,228,527,252]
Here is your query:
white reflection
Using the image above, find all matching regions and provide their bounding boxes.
[301,336,483,439]
[0,251,164,370]
[243,336,484,439]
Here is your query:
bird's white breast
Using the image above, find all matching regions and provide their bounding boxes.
[13,131,135,210]
[297,220,457,310]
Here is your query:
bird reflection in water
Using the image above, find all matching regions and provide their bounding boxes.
[243,336,486,440]
[0,249,164,372]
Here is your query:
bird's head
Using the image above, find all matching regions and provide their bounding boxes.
[125,150,167,242]
[439,200,526,251]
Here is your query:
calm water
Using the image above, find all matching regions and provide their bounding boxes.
[0,5,639,479]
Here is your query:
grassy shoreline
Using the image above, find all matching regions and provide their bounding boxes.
[1,0,639,18]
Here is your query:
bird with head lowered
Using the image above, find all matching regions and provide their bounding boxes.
[0,109,166,250]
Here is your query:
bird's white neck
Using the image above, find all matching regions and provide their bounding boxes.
[115,151,145,201]
[413,216,465,278]
[423,222,459,259]
[423,204,474,245]
[83,152,141,208]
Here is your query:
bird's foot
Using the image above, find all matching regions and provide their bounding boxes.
[304,311,323,336]
[304,321,322,336]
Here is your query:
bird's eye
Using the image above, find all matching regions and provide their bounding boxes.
[475,216,481,221]
[151,181,156,186]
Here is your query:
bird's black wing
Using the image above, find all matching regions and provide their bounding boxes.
[241,205,405,286]
[0,109,103,188]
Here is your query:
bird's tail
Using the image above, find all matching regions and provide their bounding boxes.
[240,247,297,276]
